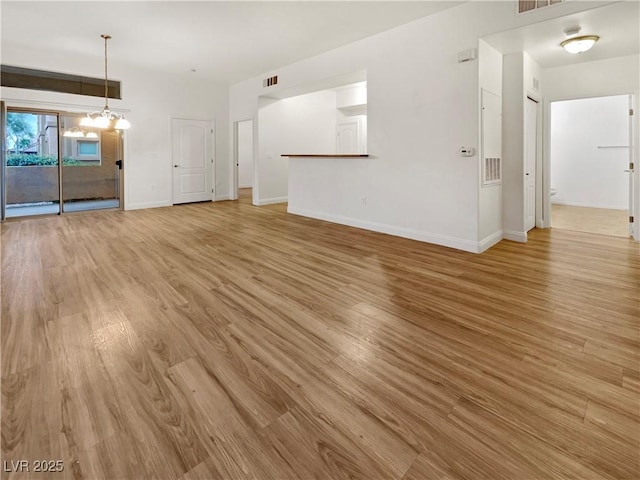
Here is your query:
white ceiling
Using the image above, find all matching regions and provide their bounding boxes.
[1,1,462,83]
[482,1,639,69]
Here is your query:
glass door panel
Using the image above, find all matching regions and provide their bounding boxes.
[5,111,60,218]
[60,115,120,212]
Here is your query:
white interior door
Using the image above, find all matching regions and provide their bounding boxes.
[336,116,366,154]
[628,94,635,237]
[524,98,537,231]
[172,118,213,204]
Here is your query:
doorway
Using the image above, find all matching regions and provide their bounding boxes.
[234,119,254,202]
[3,108,123,219]
[524,97,538,232]
[549,94,633,237]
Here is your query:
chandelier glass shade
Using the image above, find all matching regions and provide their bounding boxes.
[63,127,99,138]
[82,34,130,130]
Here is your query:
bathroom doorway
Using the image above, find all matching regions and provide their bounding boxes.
[549,94,633,237]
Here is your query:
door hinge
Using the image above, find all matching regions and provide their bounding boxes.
[630,216,635,223]
[211,158,214,163]
[630,109,634,116]
[630,162,635,170]
[211,129,214,133]
[212,189,214,193]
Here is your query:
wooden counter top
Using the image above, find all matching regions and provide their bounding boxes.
[281,154,369,158]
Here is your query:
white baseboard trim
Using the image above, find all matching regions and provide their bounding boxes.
[478,230,504,253]
[256,196,288,206]
[288,206,484,253]
[215,194,232,201]
[552,200,627,211]
[126,200,171,211]
[503,230,528,242]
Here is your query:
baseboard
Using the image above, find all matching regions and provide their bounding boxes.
[287,206,483,253]
[503,230,528,242]
[215,194,232,201]
[478,230,504,253]
[552,201,627,210]
[238,184,252,189]
[256,196,288,206]
[126,200,171,211]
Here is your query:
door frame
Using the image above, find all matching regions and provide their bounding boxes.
[1,101,6,221]
[524,94,541,231]
[231,117,258,205]
[232,118,255,203]
[2,106,125,220]
[170,117,215,205]
[544,93,638,240]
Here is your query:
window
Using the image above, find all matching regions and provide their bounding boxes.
[0,65,121,99]
[78,141,99,156]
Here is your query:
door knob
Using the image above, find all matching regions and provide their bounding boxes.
[174,165,179,168]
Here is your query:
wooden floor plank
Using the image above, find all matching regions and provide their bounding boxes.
[2,188,638,479]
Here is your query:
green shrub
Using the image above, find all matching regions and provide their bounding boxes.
[7,154,82,166]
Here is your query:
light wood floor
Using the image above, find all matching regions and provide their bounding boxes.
[552,204,630,238]
[2,189,639,479]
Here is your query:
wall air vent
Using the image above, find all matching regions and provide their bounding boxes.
[484,157,501,185]
[518,0,563,14]
[263,75,278,88]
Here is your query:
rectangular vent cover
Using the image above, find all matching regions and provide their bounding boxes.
[518,0,563,14]
[484,157,501,185]
[263,75,278,88]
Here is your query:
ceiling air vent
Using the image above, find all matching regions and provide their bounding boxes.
[483,157,501,185]
[518,0,563,14]
[263,75,278,88]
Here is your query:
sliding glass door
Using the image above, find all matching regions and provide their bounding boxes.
[2,108,123,219]
[5,110,60,218]
[60,115,121,212]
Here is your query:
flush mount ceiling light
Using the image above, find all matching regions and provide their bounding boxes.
[561,28,599,54]
[81,34,130,130]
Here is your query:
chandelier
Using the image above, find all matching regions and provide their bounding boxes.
[63,127,98,138]
[80,34,130,130]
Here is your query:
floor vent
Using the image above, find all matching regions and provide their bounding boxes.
[484,157,501,185]
[263,75,278,88]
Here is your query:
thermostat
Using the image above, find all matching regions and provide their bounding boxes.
[459,147,474,157]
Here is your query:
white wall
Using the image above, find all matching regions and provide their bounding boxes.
[542,54,639,237]
[231,0,601,252]
[0,42,230,209]
[237,120,253,188]
[501,51,542,242]
[257,90,337,205]
[478,39,503,249]
[550,95,629,210]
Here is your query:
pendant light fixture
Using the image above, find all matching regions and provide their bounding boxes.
[560,28,599,54]
[81,34,130,130]
[63,127,99,138]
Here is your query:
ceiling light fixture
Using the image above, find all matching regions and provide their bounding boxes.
[63,127,99,138]
[81,34,130,130]
[561,28,599,54]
